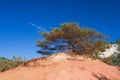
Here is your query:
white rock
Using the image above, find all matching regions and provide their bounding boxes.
[99,44,120,58]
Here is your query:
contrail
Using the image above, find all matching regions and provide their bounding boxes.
[28,22,47,32]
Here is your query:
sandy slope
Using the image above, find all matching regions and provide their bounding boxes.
[0,53,120,80]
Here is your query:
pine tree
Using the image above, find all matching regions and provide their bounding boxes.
[37,22,108,57]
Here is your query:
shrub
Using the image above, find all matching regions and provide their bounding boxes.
[111,54,120,66]
[100,54,120,66]
[0,56,25,72]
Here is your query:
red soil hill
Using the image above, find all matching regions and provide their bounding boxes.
[0,53,120,80]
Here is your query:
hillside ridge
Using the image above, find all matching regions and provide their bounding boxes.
[0,52,120,80]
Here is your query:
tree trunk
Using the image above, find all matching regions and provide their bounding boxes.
[72,43,75,52]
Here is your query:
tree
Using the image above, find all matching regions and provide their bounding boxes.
[37,22,108,57]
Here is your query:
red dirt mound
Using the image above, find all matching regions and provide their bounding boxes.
[0,53,120,80]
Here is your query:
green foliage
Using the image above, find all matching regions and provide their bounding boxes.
[0,56,25,72]
[103,38,120,65]
[116,38,120,51]
[0,57,9,61]
[100,56,114,65]
[116,38,120,44]
[117,44,120,52]
[37,22,108,57]
[101,54,120,66]
[112,54,120,66]
[101,38,120,66]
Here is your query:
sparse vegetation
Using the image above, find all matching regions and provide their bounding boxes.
[102,51,120,66]
[0,56,25,72]
[97,55,120,66]
[111,54,120,66]
[116,38,120,51]
[100,38,120,66]
[37,22,109,58]
[100,56,114,65]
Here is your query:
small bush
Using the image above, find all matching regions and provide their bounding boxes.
[111,54,120,66]
[0,56,25,72]
[100,54,120,66]
[100,56,114,65]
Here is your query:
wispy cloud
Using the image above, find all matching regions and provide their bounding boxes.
[28,22,47,32]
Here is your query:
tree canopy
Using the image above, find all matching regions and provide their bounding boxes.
[37,22,108,57]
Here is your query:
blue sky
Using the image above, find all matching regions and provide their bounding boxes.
[0,0,120,59]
